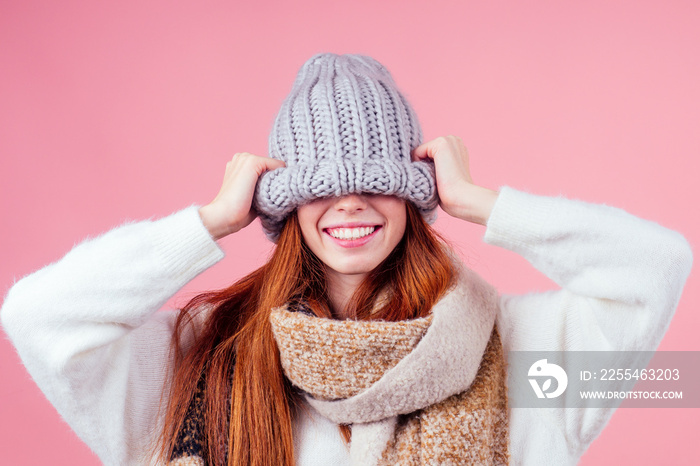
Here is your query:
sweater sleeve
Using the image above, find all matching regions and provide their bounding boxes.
[483,187,693,459]
[0,205,226,466]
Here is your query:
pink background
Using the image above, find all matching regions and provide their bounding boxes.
[1,1,698,464]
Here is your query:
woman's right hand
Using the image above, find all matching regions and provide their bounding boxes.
[198,152,286,241]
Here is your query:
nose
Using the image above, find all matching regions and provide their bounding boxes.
[334,193,368,214]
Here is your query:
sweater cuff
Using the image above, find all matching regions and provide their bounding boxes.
[149,205,226,287]
[482,186,558,251]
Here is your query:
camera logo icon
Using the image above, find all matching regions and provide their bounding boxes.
[528,359,568,399]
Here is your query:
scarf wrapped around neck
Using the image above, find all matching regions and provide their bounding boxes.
[170,260,510,465]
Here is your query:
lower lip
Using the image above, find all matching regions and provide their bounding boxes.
[324,226,381,248]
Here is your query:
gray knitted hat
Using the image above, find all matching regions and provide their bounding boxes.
[253,52,438,243]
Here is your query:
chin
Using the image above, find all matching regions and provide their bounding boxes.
[328,259,380,276]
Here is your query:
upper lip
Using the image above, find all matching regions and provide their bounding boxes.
[324,222,381,230]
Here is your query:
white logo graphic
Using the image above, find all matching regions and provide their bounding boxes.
[528,359,568,398]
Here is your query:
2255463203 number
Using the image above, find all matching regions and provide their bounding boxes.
[599,368,680,381]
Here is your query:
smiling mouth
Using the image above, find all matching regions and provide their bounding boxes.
[324,225,380,240]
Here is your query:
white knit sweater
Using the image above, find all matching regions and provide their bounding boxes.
[1,186,693,465]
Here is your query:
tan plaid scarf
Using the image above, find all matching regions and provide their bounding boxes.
[270,263,510,465]
[169,261,509,465]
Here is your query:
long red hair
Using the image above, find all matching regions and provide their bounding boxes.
[158,200,459,465]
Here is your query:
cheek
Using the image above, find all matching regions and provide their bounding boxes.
[386,201,408,233]
[297,218,315,243]
[394,213,408,244]
[392,219,407,243]
[297,206,325,242]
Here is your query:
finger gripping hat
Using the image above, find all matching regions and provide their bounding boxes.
[253,52,438,243]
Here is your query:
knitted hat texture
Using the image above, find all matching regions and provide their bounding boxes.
[253,52,439,242]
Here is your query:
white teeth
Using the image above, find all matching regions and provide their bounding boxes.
[328,226,377,240]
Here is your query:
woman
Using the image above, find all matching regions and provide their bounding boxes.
[1,53,693,466]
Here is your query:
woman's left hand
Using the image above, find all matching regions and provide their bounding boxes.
[411,135,499,225]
